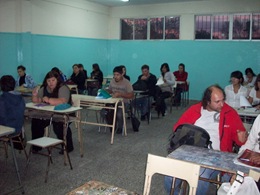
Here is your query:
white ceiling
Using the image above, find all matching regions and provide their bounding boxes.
[86,0,203,7]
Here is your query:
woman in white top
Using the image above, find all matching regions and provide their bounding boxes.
[248,74,260,109]
[225,70,248,108]
[155,63,175,116]
[243,67,257,88]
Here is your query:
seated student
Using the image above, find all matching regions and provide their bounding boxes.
[132,64,157,121]
[78,63,88,79]
[51,67,67,82]
[31,71,74,153]
[120,65,130,81]
[107,66,134,134]
[248,74,260,109]
[165,84,247,195]
[0,75,25,134]
[69,64,86,94]
[173,63,188,106]
[155,63,175,117]
[225,70,248,108]
[16,65,37,89]
[88,63,103,96]
[243,67,257,88]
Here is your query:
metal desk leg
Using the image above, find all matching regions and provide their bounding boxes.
[9,138,25,194]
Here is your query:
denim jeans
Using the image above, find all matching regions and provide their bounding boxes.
[132,97,148,116]
[164,168,230,195]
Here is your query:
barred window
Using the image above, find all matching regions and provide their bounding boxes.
[150,17,164,39]
[252,14,260,40]
[120,16,180,40]
[165,16,180,39]
[212,15,229,39]
[195,15,211,39]
[232,14,250,40]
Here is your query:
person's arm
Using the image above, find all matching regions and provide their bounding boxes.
[25,74,36,89]
[112,91,134,99]
[32,86,43,103]
[164,72,175,85]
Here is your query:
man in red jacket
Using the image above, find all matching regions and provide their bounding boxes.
[165,84,247,194]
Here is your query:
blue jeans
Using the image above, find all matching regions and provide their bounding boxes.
[164,168,230,195]
[132,97,149,116]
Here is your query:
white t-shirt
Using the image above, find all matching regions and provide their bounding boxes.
[249,88,260,106]
[194,108,220,151]
[224,84,248,108]
[243,75,257,88]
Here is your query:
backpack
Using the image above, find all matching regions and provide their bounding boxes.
[132,80,148,91]
[167,123,212,154]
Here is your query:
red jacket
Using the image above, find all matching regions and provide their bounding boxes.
[173,102,245,152]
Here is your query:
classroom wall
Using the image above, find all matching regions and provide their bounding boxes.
[0,0,259,100]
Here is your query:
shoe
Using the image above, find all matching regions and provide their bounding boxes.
[59,148,74,155]
[116,128,123,134]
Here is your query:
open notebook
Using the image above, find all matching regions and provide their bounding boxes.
[233,149,260,170]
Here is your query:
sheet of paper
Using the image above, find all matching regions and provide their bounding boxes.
[240,96,252,107]
[156,77,164,86]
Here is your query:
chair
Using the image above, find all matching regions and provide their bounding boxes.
[181,81,189,107]
[26,136,73,183]
[1,128,28,160]
[143,153,200,195]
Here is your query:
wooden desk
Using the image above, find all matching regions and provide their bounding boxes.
[72,94,127,148]
[168,145,256,175]
[25,102,82,155]
[67,180,139,195]
[236,108,260,123]
[0,125,25,194]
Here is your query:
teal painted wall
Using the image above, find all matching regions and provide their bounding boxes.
[1,32,259,100]
[109,40,260,100]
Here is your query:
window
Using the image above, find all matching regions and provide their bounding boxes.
[195,15,211,39]
[134,19,148,40]
[120,16,180,40]
[150,17,164,39]
[252,14,260,40]
[121,19,134,40]
[165,16,180,39]
[213,15,229,39]
[232,14,250,39]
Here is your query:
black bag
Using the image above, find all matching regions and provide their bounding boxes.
[131,115,140,132]
[167,124,212,154]
[12,132,27,150]
[132,80,148,91]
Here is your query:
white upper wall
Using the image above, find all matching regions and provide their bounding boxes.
[0,0,259,40]
[0,0,110,39]
[108,0,260,40]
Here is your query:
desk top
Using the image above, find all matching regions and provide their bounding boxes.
[168,145,255,174]
[0,125,15,136]
[26,102,82,113]
[86,79,98,82]
[236,108,260,117]
[67,180,139,195]
[72,94,122,105]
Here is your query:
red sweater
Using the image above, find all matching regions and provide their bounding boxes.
[173,71,188,82]
[173,102,246,152]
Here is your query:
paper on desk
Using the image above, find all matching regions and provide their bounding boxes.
[240,96,252,107]
[156,77,164,86]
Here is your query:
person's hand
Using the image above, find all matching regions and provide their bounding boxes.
[141,75,147,80]
[237,130,248,143]
[163,78,167,83]
[112,92,121,98]
[250,152,260,165]
[42,96,50,103]
[32,86,39,97]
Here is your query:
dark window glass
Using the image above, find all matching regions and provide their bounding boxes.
[232,14,250,39]
[121,19,133,40]
[195,15,211,39]
[150,17,164,39]
[252,14,260,40]
[213,15,229,39]
[165,16,180,39]
[134,19,147,40]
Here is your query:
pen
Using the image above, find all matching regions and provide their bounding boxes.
[240,158,250,161]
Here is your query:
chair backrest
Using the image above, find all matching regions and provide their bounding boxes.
[143,154,200,195]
